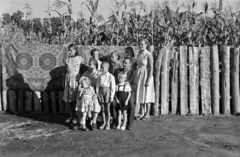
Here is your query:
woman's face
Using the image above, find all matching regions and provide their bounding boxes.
[69,47,76,56]
[139,40,147,51]
[92,51,99,59]
[125,49,134,58]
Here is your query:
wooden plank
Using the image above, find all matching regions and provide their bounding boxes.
[51,91,57,113]
[154,47,163,115]
[9,90,17,112]
[43,91,50,113]
[34,91,42,112]
[160,46,170,115]
[221,46,230,115]
[189,47,200,115]
[170,47,179,114]
[200,47,211,115]
[179,46,188,115]
[2,90,7,111]
[17,91,24,113]
[230,47,240,114]
[58,91,65,114]
[25,91,32,113]
[211,45,220,115]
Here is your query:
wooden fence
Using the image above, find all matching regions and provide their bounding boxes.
[1,45,240,115]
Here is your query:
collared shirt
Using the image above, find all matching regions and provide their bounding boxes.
[96,72,116,99]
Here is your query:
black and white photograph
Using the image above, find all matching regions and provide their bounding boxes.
[0,0,240,156]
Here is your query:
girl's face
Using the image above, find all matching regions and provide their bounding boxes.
[139,40,147,51]
[81,81,89,88]
[111,54,118,62]
[118,76,126,84]
[125,49,134,58]
[69,47,76,56]
[92,51,99,59]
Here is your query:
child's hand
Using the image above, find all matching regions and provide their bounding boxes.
[116,99,120,104]
[125,101,128,106]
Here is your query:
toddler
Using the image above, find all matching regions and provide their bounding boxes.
[76,77,96,131]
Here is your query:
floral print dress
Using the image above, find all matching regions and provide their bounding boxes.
[63,56,83,102]
[76,86,95,112]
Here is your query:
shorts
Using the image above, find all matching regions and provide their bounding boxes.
[98,87,110,103]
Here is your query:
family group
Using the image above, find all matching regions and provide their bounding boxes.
[63,39,155,131]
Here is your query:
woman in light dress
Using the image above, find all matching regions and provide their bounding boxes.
[133,39,155,120]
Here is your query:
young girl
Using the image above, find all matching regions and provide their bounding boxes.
[90,48,102,70]
[96,62,116,130]
[76,77,96,131]
[115,72,132,130]
[63,44,83,125]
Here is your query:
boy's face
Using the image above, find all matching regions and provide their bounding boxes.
[111,54,118,62]
[123,59,131,70]
[101,63,109,73]
[118,76,126,84]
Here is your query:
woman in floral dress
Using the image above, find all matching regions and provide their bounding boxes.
[63,44,84,124]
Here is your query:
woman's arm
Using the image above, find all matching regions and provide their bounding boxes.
[146,53,154,86]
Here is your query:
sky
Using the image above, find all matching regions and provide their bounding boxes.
[0,0,238,21]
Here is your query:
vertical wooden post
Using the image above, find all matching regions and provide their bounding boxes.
[230,47,240,114]
[179,46,188,115]
[221,46,230,115]
[58,91,65,114]
[17,91,24,113]
[170,47,179,114]
[189,47,200,115]
[51,91,57,113]
[160,46,170,115]
[25,91,32,112]
[34,91,42,112]
[43,91,49,113]
[154,48,163,115]
[9,90,17,112]
[2,90,7,111]
[211,45,220,115]
[200,47,211,115]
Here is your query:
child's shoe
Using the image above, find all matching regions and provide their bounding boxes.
[120,125,126,131]
[65,118,73,123]
[99,124,106,130]
[115,125,121,130]
[92,123,97,131]
[105,125,110,130]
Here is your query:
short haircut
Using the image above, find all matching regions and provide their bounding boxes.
[80,77,91,86]
[89,58,98,69]
[123,57,132,63]
[90,48,100,57]
[125,47,135,57]
[118,72,127,81]
[101,61,110,69]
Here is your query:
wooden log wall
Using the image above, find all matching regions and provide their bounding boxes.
[1,45,240,115]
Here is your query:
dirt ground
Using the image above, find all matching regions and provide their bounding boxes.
[0,112,240,157]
